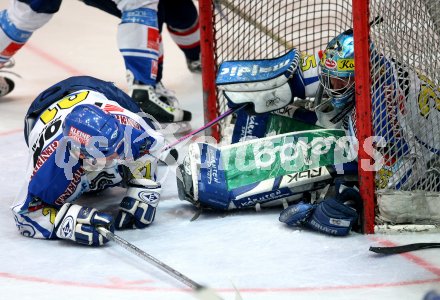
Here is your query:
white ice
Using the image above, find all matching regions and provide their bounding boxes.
[0,2,439,300]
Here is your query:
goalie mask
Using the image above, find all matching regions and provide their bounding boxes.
[63,104,124,160]
[318,31,355,108]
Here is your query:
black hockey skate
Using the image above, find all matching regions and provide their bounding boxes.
[0,59,17,97]
[186,57,202,73]
[130,83,192,123]
[0,76,14,97]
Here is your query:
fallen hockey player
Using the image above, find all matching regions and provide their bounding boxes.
[12,76,167,246]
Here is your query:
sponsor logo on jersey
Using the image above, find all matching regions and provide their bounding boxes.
[103,104,124,112]
[55,167,85,206]
[68,126,92,145]
[114,115,141,129]
[32,140,59,177]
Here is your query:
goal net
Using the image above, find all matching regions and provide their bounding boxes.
[198,0,440,233]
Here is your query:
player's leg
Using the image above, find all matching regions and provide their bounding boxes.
[0,0,60,97]
[112,0,191,124]
[161,0,201,73]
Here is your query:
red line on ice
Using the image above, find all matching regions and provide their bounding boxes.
[369,236,440,277]
[0,128,22,136]
[24,43,83,76]
[0,271,438,294]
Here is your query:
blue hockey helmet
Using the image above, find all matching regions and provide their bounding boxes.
[319,30,355,107]
[63,104,124,159]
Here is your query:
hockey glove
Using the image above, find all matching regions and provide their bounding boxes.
[215,49,301,113]
[54,203,114,246]
[279,187,361,236]
[115,179,161,229]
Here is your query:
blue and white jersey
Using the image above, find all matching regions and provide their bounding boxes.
[299,53,321,98]
[12,89,164,239]
[347,55,440,189]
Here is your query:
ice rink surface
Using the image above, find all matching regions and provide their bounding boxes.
[0,2,439,300]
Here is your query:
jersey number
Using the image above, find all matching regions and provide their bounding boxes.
[417,74,440,119]
[39,91,90,124]
[301,54,317,72]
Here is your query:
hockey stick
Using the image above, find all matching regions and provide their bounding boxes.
[97,227,222,298]
[369,243,440,254]
[162,104,247,152]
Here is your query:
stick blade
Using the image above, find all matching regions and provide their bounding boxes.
[370,243,440,254]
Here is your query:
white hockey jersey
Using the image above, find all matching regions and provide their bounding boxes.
[12,89,164,239]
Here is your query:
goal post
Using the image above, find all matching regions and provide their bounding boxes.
[352,0,375,233]
[198,0,440,233]
[199,0,220,140]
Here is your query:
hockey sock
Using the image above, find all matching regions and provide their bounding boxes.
[118,8,160,86]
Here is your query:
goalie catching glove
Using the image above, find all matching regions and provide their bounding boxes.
[115,179,161,229]
[279,185,362,236]
[54,203,114,246]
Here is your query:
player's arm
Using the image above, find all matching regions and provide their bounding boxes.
[12,156,113,246]
[114,124,164,229]
[115,156,162,229]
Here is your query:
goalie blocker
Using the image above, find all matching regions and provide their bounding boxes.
[216,49,304,113]
[176,130,359,211]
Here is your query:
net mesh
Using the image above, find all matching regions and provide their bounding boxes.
[368,0,440,225]
[211,0,353,132]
